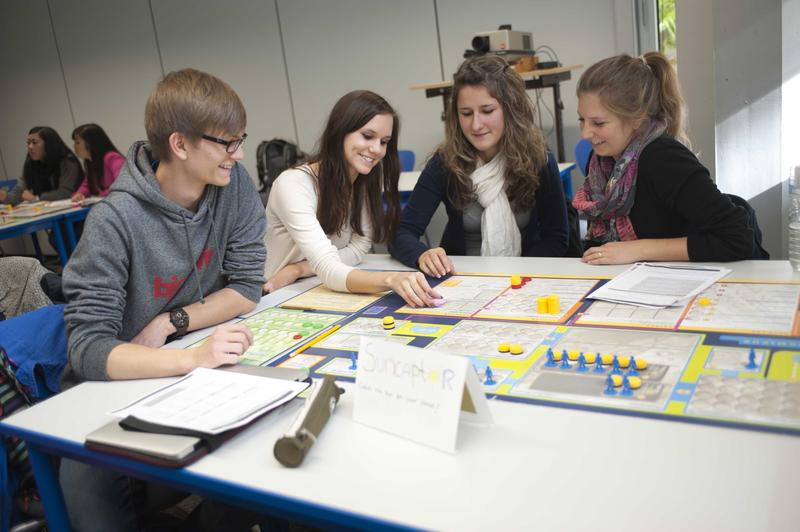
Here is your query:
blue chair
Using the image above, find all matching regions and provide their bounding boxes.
[574,139,592,176]
[0,179,16,193]
[399,150,415,172]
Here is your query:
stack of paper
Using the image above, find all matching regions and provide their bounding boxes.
[112,368,308,435]
[588,263,730,308]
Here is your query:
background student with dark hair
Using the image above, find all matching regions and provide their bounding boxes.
[70,123,125,202]
[0,126,83,205]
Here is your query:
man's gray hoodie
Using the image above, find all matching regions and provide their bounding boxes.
[62,141,266,386]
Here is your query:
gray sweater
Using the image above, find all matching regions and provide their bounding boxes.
[62,141,266,386]
[6,156,82,205]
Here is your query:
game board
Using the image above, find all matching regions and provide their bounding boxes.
[188,307,343,366]
[281,284,385,313]
[222,273,800,435]
[0,200,73,219]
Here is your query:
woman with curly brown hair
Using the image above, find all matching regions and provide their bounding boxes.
[389,55,569,276]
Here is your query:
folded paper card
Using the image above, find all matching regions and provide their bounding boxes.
[353,337,491,453]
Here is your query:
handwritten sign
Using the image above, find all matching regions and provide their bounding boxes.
[353,337,491,452]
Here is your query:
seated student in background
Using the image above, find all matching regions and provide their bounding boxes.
[0,126,83,205]
[389,55,569,276]
[60,69,266,532]
[70,123,125,202]
[264,90,440,307]
[573,52,753,264]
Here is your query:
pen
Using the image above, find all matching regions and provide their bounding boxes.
[292,324,341,357]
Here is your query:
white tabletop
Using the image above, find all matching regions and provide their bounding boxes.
[5,256,800,531]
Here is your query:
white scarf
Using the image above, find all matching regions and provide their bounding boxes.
[471,155,521,256]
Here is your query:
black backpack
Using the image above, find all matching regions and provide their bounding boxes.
[256,138,303,194]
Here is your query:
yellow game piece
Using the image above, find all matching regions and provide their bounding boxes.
[600,353,614,365]
[546,294,560,314]
[509,344,524,355]
[536,296,549,313]
[634,358,648,370]
[584,352,597,364]
[610,374,623,387]
[510,274,522,285]
[618,355,631,368]
[498,342,510,353]
[551,350,563,361]
[627,376,642,389]
[382,316,395,329]
[698,297,712,306]
[567,350,580,361]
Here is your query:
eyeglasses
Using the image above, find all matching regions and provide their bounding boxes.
[201,133,247,154]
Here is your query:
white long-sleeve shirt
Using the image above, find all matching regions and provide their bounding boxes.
[264,167,372,291]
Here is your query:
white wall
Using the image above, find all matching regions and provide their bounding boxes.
[0,0,73,182]
[0,0,626,182]
[713,0,782,259]
[1,0,788,259]
[782,0,800,256]
[151,0,295,180]
[675,0,715,174]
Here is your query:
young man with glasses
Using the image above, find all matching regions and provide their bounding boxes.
[59,68,266,531]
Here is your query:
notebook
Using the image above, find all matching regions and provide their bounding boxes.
[84,365,309,467]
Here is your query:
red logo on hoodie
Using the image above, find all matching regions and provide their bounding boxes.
[196,248,214,269]
[153,248,215,299]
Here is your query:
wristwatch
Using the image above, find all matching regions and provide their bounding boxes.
[168,308,190,339]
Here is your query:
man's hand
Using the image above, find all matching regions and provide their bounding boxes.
[191,323,254,368]
[21,189,37,202]
[131,312,174,347]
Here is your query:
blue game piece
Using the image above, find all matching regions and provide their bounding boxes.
[621,376,633,396]
[627,356,640,377]
[544,347,557,367]
[593,353,605,373]
[560,350,571,369]
[577,352,588,372]
[484,365,496,386]
[349,351,357,370]
[611,355,622,375]
[745,348,758,370]
[603,374,617,395]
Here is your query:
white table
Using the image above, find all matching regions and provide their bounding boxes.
[3,256,799,531]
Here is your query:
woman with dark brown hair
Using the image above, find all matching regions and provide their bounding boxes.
[264,90,439,307]
[389,55,569,276]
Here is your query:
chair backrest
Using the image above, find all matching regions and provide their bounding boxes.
[399,150,415,172]
[574,139,592,176]
[564,200,584,258]
[724,193,770,260]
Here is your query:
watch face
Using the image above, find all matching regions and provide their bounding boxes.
[171,308,189,330]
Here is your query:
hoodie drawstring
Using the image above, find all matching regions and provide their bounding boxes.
[208,214,226,278]
[180,212,206,304]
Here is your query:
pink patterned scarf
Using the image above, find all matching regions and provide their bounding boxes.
[572,120,666,243]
